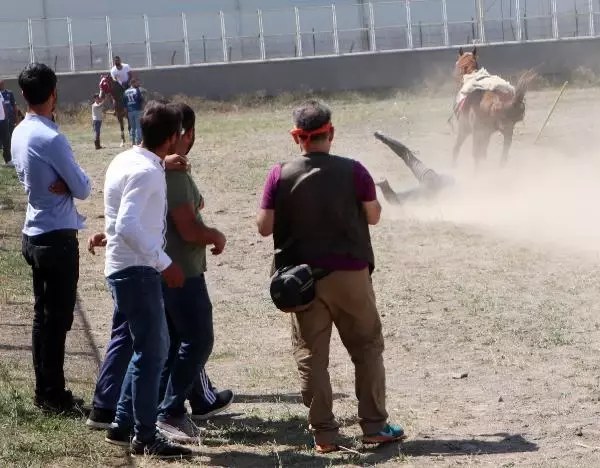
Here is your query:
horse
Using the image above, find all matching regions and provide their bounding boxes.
[100,76,129,147]
[452,47,537,168]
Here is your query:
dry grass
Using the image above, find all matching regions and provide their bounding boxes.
[2,85,600,466]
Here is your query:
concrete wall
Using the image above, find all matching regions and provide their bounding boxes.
[5,37,600,108]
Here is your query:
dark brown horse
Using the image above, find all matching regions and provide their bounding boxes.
[101,77,129,147]
[452,47,536,168]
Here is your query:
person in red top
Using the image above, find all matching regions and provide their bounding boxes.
[99,74,112,102]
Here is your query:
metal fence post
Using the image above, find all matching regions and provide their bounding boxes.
[550,0,558,38]
[106,16,113,66]
[219,11,228,62]
[257,9,266,60]
[67,17,75,71]
[144,14,152,68]
[331,4,340,54]
[406,0,413,48]
[476,0,486,42]
[27,18,35,63]
[514,0,523,41]
[182,13,190,65]
[368,2,377,52]
[295,6,303,57]
[588,0,595,36]
[441,0,449,46]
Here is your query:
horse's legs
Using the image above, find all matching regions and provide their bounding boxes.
[117,112,126,146]
[452,118,469,167]
[472,127,491,172]
[500,127,514,167]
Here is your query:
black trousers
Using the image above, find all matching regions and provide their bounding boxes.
[0,119,11,163]
[21,229,79,399]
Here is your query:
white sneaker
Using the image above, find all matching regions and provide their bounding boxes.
[4,161,14,167]
[119,141,125,148]
[156,415,201,444]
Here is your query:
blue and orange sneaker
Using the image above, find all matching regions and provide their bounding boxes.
[362,423,407,445]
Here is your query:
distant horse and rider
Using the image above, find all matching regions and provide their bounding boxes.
[99,56,133,147]
[451,47,537,168]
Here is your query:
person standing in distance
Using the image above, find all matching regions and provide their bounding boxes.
[0,80,18,166]
[91,94,105,150]
[256,100,406,453]
[11,63,91,413]
[123,78,144,146]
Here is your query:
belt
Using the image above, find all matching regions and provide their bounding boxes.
[24,229,78,243]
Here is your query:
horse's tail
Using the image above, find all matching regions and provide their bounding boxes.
[514,69,537,104]
[504,69,537,121]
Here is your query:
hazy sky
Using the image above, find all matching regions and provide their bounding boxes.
[4,0,587,21]
[0,0,591,48]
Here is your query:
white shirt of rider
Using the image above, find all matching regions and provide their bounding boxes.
[111,63,131,85]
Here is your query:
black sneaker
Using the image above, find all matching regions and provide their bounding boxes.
[34,389,85,415]
[86,407,116,430]
[105,423,134,447]
[190,389,234,422]
[131,432,193,459]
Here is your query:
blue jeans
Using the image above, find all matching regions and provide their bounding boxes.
[108,266,169,443]
[158,274,214,419]
[92,120,102,140]
[128,110,142,145]
[92,282,216,414]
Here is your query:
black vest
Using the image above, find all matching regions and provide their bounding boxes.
[272,153,375,271]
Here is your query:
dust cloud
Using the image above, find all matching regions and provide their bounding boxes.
[387,149,600,254]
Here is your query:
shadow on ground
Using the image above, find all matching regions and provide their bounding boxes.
[201,413,538,467]
[401,432,538,456]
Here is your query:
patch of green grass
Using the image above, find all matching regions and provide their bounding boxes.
[0,167,30,303]
[0,361,123,468]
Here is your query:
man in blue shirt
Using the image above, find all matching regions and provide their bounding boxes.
[12,63,91,414]
[123,78,144,146]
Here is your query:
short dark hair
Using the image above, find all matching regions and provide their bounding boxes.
[292,100,332,141]
[18,63,57,106]
[114,56,121,61]
[170,102,195,134]
[141,100,182,152]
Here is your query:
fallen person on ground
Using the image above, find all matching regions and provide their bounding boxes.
[373,131,454,205]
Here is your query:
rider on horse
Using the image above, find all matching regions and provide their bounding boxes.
[101,56,133,147]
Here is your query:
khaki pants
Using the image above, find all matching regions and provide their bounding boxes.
[291,268,388,445]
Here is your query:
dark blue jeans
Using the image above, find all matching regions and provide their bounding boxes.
[109,266,169,443]
[93,120,102,140]
[158,274,214,419]
[93,277,216,414]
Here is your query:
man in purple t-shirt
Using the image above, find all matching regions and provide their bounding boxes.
[260,159,378,271]
[256,100,405,454]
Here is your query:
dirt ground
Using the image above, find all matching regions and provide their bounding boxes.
[3,86,600,467]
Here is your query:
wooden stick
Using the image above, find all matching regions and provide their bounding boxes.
[338,445,363,456]
[534,80,569,144]
[576,442,600,451]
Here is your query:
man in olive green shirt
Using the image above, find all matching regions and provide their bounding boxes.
[157,102,231,443]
